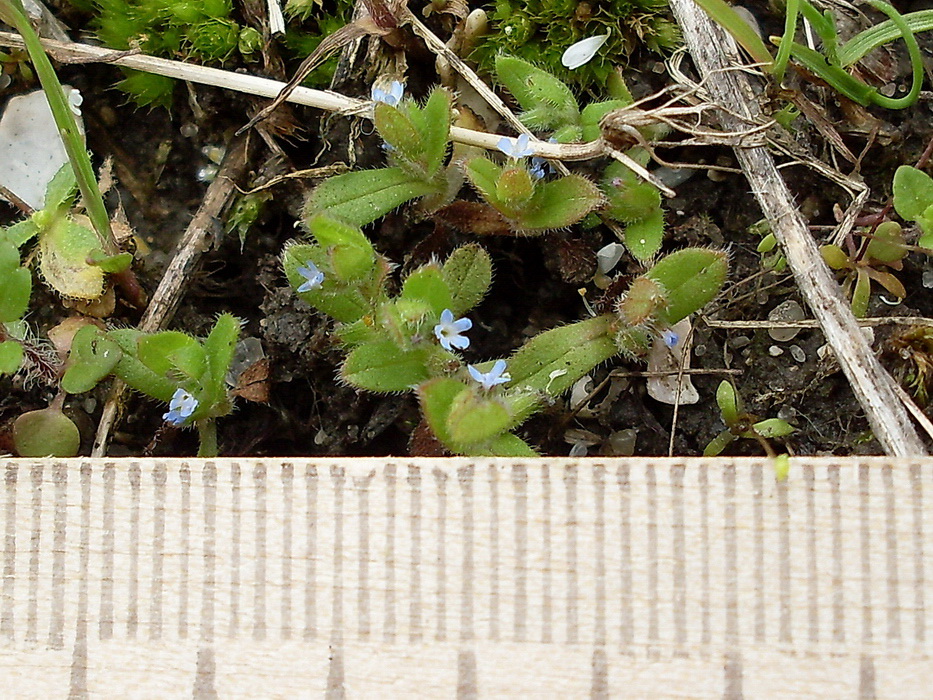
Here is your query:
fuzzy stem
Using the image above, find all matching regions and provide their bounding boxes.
[196,419,218,458]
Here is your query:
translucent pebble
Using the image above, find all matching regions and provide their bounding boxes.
[768,300,805,341]
[606,429,637,456]
[569,442,589,458]
[596,243,625,274]
[777,405,796,421]
[197,164,218,182]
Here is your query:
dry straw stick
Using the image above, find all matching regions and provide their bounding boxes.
[668,0,926,456]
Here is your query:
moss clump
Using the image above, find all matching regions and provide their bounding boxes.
[90,0,354,107]
[471,0,680,92]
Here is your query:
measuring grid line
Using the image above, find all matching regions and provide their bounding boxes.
[0,458,930,697]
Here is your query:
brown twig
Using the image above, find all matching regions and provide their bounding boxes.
[668,0,926,456]
[91,135,253,457]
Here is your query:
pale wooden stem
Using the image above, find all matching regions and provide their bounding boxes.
[668,0,926,456]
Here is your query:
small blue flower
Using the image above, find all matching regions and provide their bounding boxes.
[371,80,405,107]
[468,359,511,390]
[528,157,547,179]
[163,388,198,426]
[497,133,534,160]
[296,260,325,293]
[434,309,472,352]
[661,328,680,347]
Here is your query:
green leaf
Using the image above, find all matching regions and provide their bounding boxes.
[61,325,122,394]
[374,103,425,172]
[13,407,80,457]
[715,381,740,425]
[138,331,205,381]
[605,176,663,224]
[87,249,134,273]
[201,313,240,412]
[820,244,850,269]
[893,166,933,222]
[496,168,535,208]
[108,329,179,403]
[0,242,31,323]
[645,248,729,325]
[622,207,665,263]
[703,429,735,457]
[471,432,539,457]
[4,220,39,248]
[0,340,23,375]
[342,341,430,392]
[303,167,439,228]
[307,215,375,282]
[851,268,871,317]
[465,157,503,204]
[43,163,77,213]
[38,217,105,300]
[508,315,617,396]
[511,175,604,232]
[408,88,451,176]
[442,244,492,315]
[581,99,632,141]
[282,243,373,323]
[750,418,795,438]
[446,389,513,447]
[494,55,580,131]
[918,205,933,239]
[865,221,907,263]
[401,264,453,316]
[417,377,469,446]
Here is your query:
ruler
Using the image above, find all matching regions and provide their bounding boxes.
[0,457,929,698]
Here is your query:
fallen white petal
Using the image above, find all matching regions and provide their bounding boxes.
[0,87,85,210]
[646,318,699,405]
[561,33,610,70]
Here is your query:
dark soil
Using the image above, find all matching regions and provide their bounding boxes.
[2,3,933,458]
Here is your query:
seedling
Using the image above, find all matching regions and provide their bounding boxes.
[62,314,242,457]
[820,221,908,318]
[704,381,794,464]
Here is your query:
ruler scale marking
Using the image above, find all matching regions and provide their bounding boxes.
[912,463,926,644]
[2,463,15,640]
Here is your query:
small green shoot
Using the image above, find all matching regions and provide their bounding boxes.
[704,381,795,459]
[821,222,908,317]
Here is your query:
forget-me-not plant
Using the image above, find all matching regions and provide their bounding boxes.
[434,309,472,351]
[163,388,199,426]
[371,80,405,107]
[469,360,511,390]
[297,260,325,292]
[497,133,534,160]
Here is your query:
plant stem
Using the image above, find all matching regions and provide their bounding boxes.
[196,419,218,457]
